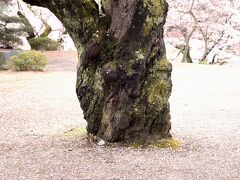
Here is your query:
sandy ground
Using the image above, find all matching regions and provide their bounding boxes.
[0,51,240,179]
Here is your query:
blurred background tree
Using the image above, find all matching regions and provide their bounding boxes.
[0,0,34,49]
[165,0,240,64]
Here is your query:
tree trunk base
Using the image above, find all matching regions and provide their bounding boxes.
[23,0,173,143]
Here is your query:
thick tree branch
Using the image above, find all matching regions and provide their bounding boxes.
[21,0,49,7]
[22,0,104,48]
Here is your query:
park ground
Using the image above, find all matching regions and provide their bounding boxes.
[0,51,240,179]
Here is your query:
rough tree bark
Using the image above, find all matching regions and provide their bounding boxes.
[23,0,172,143]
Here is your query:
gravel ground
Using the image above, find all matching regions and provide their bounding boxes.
[0,51,240,179]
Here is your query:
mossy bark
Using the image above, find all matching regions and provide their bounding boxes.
[23,0,172,143]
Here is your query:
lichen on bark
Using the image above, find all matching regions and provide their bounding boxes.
[23,0,172,144]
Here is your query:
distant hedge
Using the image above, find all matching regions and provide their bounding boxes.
[29,37,60,51]
[10,50,48,71]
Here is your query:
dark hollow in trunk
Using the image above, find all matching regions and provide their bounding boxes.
[23,0,172,143]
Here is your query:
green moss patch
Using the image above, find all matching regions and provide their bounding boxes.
[143,0,166,36]
[150,138,181,150]
[128,143,142,149]
[127,138,181,150]
[62,127,87,138]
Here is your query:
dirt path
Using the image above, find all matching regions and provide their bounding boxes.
[0,52,239,179]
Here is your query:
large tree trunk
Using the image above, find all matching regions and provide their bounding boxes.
[23,0,172,143]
